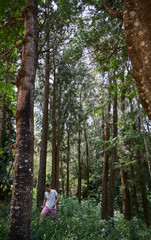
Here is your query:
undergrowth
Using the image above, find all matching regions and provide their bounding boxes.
[0,197,151,240]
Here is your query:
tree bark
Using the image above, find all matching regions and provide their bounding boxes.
[51,51,56,189]
[108,80,117,218]
[0,94,6,147]
[7,1,37,239]
[103,1,151,120]
[130,164,139,217]
[84,128,90,197]
[78,128,82,203]
[120,168,131,220]
[36,36,50,207]
[101,103,110,220]
[123,0,151,119]
[66,128,70,197]
[55,83,62,192]
[137,148,150,226]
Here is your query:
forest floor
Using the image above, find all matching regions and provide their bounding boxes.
[0,196,151,240]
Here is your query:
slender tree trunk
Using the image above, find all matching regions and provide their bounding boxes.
[84,128,89,197]
[36,37,50,207]
[7,1,37,239]
[120,168,131,220]
[66,128,70,197]
[136,148,150,226]
[130,164,139,217]
[51,51,56,189]
[78,128,82,203]
[101,103,110,220]
[55,83,62,192]
[0,94,6,147]
[108,80,117,218]
[61,160,65,195]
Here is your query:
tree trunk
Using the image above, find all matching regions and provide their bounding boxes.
[101,103,110,220]
[84,128,90,197]
[36,37,50,207]
[108,80,117,218]
[120,168,131,220]
[0,94,6,147]
[123,0,151,120]
[51,51,56,189]
[66,128,70,197]
[7,1,37,239]
[78,128,82,203]
[55,83,62,192]
[130,164,139,217]
[136,148,150,226]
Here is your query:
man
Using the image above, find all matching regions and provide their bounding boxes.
[40,184,59,223]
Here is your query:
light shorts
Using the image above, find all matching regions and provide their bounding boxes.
[43,206,57,216]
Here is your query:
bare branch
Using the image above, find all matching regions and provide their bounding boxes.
[5,18,24,27]
[102,1,123,20]
[0,41,23,60]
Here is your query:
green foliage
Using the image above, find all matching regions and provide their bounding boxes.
[1,197,151,240]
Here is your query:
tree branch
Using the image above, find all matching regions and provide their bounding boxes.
[0,41,23,60]
[5,18,24,27]
[102,1,123,19]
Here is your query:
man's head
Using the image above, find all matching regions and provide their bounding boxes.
[45,183,51,192]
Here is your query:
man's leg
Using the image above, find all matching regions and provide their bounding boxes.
[39,207,49,223]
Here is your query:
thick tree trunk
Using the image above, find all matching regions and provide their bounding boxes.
[78,128,82,203]
[36,37,50,207]
[101,102,110,220]
[137,148,150,226]
[7,1,37,239]
[123,0,151,119]
[51,52,56,189]
[84,128,89,197]
[0,94,6,147]
[66,128,70,197]
[108,80,117,218]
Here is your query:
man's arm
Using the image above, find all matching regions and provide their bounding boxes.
[52,195,59,208]
[42,198,47,208]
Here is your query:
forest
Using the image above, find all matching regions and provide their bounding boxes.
[0,0,151,239]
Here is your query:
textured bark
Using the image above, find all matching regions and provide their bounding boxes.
[120,169,131,220]
[0,94,6,147]
[7,1,37,239]
[101,103,110,220]
[108,81,117,218]
[84,128,89,196]
[123,0,151,119]
[103,1,151,120]
[36,37,50,207]
[51,52,56,189]
[66,129,70,197]
[78,129,82,203]
[137,148,150,226]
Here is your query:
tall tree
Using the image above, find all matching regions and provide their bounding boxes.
[37,35,50,207]
[8,0,37,239]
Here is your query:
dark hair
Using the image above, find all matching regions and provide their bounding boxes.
[45,183,50,188]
